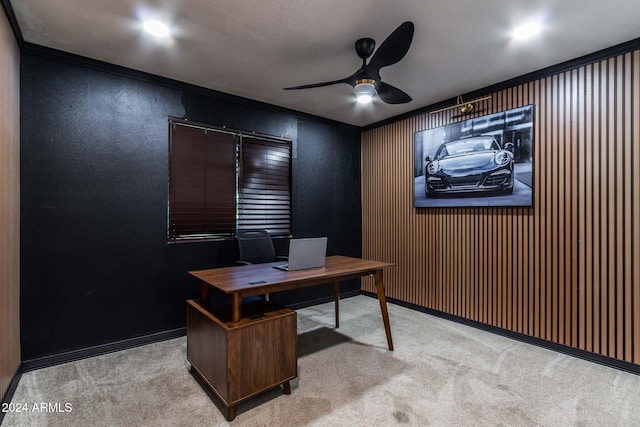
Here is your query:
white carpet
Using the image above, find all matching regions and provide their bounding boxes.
[3,295,639,426]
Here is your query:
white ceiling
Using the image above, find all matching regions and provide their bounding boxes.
[9,0,640,127]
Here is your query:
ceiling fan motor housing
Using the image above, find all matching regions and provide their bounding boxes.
[355,38,376,59]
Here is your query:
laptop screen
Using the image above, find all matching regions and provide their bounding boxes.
[284,237,327,271]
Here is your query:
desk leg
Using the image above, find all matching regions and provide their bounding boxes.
[282,381,291,395]
[374,270,394,351]
[334,281,340,328]
[226,406,236,422]
[200,283,210,304]
[231,293,242,323]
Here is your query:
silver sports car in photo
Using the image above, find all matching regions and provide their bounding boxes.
[425,136,514,197]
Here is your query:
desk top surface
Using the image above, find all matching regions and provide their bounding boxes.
[189,255,393,295]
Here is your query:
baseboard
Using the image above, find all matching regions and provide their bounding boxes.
[21,328,186,373]
[361,291,640,376]
[287,289,361,311]
[16,291,639,376]
[18,291,361,373]
[0,364,22,425]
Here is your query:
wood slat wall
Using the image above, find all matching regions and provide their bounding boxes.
[0,6,20,398]
[362,49,640,365]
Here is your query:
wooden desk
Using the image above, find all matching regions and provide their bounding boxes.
[189,255,395,350]
[187,255,394,420]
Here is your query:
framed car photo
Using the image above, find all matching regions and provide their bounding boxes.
[413,105,534,208]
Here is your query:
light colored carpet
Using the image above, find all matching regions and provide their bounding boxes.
[3,295,639,426]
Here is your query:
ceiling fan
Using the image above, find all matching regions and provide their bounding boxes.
[284,21,415,104]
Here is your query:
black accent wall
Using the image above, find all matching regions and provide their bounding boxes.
[20,51,362,361]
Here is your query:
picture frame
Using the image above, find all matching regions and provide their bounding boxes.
[414,105,534,208]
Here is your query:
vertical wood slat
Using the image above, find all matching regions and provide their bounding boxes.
[624,53,632,361]
[584,63,594,354]
[634,50,640,366]
[0,7,21,399]
[361,47,640,366]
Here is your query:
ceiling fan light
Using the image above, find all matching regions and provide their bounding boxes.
[357,94,373,104]
[354,79,376,104]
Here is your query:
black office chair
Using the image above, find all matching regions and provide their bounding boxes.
[236,229,286,265]
[236,230,341,328]
[236,229,287,302]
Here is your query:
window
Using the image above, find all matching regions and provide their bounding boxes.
[168,119,291,241]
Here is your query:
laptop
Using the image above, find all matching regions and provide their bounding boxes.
[273,237,328,271]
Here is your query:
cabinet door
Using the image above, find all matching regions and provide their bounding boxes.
[227,312,297,403]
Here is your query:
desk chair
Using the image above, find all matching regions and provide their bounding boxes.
[235,230,341,328]
[236,229,286,301]
[236,229,285,265]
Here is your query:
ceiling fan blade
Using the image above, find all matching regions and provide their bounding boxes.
[367,21,414,71]
[376,81,412,104]
[284,78,350,90]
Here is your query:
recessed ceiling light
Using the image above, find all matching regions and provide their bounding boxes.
[143,19,170,38]
[513,22,542,40]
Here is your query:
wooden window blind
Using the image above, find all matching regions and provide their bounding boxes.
[169,124,237,239]
[238,137,292,236]
[168,120,291,240]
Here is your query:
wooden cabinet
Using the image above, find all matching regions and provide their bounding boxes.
[186,298,297,421]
